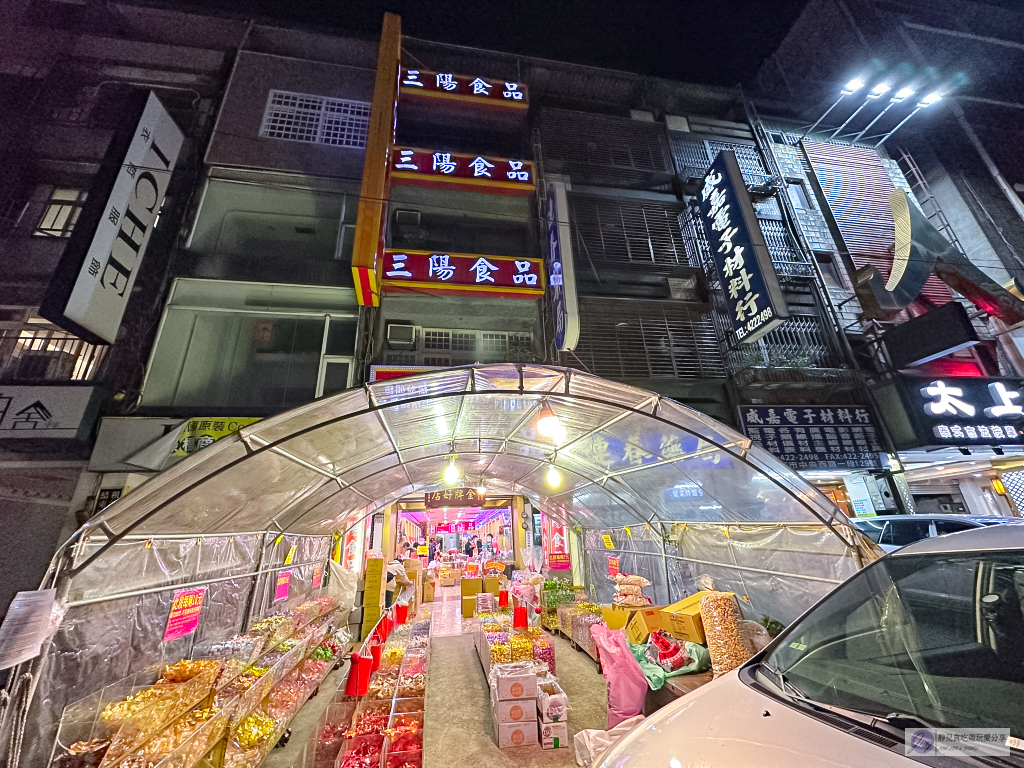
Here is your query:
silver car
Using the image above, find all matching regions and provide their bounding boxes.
[852,513,1024,553]
[596,525,1024,767]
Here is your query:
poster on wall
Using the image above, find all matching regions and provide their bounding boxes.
[162,587,206,643]
[545,517,571,571]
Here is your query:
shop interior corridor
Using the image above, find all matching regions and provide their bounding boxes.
[422,587,608,768]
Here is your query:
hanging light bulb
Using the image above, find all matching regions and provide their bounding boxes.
[476,485,487,496]
[536,403,564,439]
[443,459,460,485]
[546,464,562,488]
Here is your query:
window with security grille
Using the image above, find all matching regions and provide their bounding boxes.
[381,327,532,365]
[259,90,370,148]
[34,188,87,237]
[451,332,476,352]
[423,330,450,350]
[481,333,508,354]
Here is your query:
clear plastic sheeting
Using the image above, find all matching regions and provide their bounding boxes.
[584,527,671,605]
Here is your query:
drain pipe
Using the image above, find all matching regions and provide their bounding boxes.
[950,101,1024,225]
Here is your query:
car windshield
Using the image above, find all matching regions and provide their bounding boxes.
[764,549,1024,737]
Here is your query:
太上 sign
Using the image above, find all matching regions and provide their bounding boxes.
[382,249,544,298]
[425,488,486,508]
[399,68,528,109]
[163,587,206,643]
[391,147,534,195]
[698,151,788,344]
[739,405,884,471]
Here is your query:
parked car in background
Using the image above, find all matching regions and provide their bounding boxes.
[851,513,1024,553]
[595,525,1024,767]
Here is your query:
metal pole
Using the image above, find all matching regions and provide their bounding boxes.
[799,93,846,141]
[873,105,922,147]
[829,99,873,139]
[851,100,897,143]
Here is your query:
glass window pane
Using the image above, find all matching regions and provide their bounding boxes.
[321,360,350,397]
[934,520,975,536]
[325,318,356,355]
[884,519,931,546]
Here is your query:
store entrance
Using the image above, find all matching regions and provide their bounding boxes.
[9,365,877,768]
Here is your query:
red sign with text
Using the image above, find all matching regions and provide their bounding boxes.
[311,565,323,590]
[433,521,474,534]
[163,587,206,642]
[546,519,571,571]
[399,68,528,109]
[382,249,544,299]
[274,572,291,602]
[391,147,534,195]
[607,556,620,577]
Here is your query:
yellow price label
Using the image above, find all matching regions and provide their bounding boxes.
[285,544,297,565]
[602,535,614,549]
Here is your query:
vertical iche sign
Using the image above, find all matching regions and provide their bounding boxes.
[40,92,184,344]
[546,182,580,351]
[162,587,206,643]
[698,151,788,344]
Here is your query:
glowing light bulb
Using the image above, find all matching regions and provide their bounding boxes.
[546,464,562,488]
[536,403,563,439]
[476,486,487,496]
[443,461,460,485]
[920,92,942,107]
[841,78,864,95]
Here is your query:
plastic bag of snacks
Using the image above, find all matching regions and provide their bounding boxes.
[699,591,748,678]
[612,574,652,607]
[533,636,556,675]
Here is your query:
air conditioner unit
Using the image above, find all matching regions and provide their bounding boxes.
[385,322,417,349]
[394,210,422,227]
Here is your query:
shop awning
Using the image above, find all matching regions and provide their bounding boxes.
[84,364,858,543]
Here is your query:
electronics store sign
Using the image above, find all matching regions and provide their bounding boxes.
[912,378,1024,445]
[698,151,788,344]
[740,405,884,470]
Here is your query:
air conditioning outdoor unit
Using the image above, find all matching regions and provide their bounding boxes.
[385,322,418,349]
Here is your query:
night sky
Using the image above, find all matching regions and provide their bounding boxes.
[168,0,808,86]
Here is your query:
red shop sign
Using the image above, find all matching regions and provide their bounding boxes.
[162,587,206,643]
[399,68,528,109]
[391,147,534,195]
[381,249,544,298]
[607,556,620,577]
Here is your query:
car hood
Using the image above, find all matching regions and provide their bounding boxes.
[595,670,915,768]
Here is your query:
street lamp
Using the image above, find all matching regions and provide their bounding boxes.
[873,92,942,147]
[829,81,891,139]
[799,78,865,140]
[850,86,915,143]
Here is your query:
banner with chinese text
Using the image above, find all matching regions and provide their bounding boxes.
[172,417,261,457]
[425,488,486,508]
[739,405,884,470]
[381,249,544,298]
[399,68,528,108]
[391,147,534,194]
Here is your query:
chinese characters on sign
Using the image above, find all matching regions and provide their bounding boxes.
[910,378,1024,444]
[697,151,788,344]
[0,385,98,439]
[381,249,544,298]
[399,68,528,108]
[607,556,619,577]
[171,417,261,457]
[274,572,291,602]
[739,405,884,470]
[424,488,486,508]
[390,148,534,194]
[162,587,206,643]
[545,518,571,570]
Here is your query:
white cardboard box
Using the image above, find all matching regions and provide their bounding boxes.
[537,679,568,723]
[492,694,537,724]
[492,668,538,701]
[540,721,569,749]
[497,720,539,748]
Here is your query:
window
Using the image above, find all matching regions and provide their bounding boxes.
[763,550,1024,737]
[813,252,845,289]
[933,520,977,536]
[786,180,814,211]
[34,188,87,237]
[879,518,931,547]
[380,327,533,366]
[259,90,370,149]
[0,314,105,381]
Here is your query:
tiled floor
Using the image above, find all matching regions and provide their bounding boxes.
[429,585,464,636]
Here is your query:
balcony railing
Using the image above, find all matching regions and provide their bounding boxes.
[0,324,106,382]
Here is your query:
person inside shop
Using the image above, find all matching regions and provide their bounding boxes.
[463,535,475,557]
[484,533,495,555]
[385,551,412,608]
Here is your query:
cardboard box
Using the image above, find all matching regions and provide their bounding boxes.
[601,605,635,631]
[660,591,727,644]
[540,721,568,749]
[492,694,537,724]
[461,577,483,597]
[441,576,456,587]
[364,557,386,608]
[492,667,538,701]
[461,595,476,618]
[625,606,665,645]
[483,575,501,595]
[497,721,539,748]
[422,578,435,603]
[536,680,568,723]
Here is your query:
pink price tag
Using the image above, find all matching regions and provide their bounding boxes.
[311,566,323,590]
[163,587,206,642]
[274,572,291,602]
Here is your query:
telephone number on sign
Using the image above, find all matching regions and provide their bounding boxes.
[735,308,774,339]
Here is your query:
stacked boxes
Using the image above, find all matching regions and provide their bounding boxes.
[461,576,482,618]
[624,605,666,644]
[490,664,539,748]
[537,679,569,749]
[483,575,502,596]
[403,558,422,615]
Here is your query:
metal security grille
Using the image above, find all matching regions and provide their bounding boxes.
[999,471,1024,514]
[570,298,725,380]
[260,90,370,148]
[669,134,780,218]
[539,108,675,188]
[568,193,690,274]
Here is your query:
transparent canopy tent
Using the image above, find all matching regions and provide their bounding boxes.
[3,365,878,766]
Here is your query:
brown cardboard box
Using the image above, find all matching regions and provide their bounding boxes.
[659,591,725,644]
[461,595,476,618]
[601,604,635,630]
[364,557,387,609]
[461,576,483,597]
[625,606,665,645]
[483,575,501,595]
[423,577,435,603]
[539,721,568,749]
[496,721,538,748]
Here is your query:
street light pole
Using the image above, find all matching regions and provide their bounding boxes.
[874,93,942,147]
[852,87,915,144]
[799,79,865,141]
[830,82,891,139]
